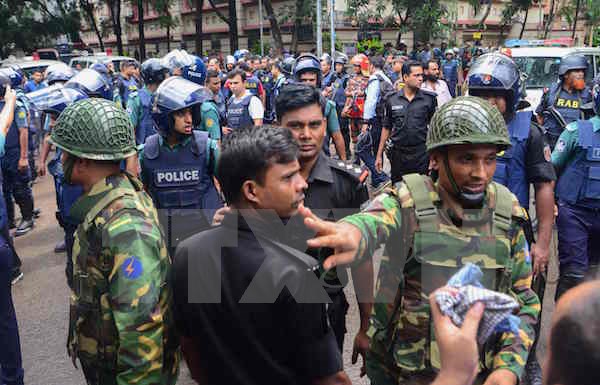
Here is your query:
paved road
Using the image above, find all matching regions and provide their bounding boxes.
[11,168,558,384]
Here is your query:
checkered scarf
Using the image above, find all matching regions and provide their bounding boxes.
[434,263,521,345]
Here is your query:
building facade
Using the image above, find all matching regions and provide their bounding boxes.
[79,0,589,57]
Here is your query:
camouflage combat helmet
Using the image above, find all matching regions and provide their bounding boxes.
[426,96,511,152]
[49,98,136,160]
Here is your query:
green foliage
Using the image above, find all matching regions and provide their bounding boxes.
[0,0,82,58]
[250,40,271,55]
[357,38,384,55]
[323,31,343,53]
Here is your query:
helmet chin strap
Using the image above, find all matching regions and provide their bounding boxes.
[442,152,485,208]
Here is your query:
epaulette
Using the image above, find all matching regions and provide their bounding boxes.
[420,89,437,99]
[328,158,369,185]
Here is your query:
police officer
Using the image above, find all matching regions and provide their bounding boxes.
[114,59,139,109]
[330,53,351,158]
[127,58,168,146]
[301,96,540,385]
[225,55,236,72]
[140,76,222,253]
[224,69,264,133]
[163,49,193,76]
[551,76,600,300]
[171,125,350,385]
[441,49,461,97]
[276,82,372,353]
[536,54,592,149]
[65,68,114,101]
[280,56,295,80]
[204,69,226,139]
[23,69,45,93]
[468,52,557,385]
[238,62,266,107]
[0,83,25,385]
[0,70,35,237]
[259,59,276,123]
[376,60,437,184]
[293,53,347,160]
[320,53,335,90]
[49,98,179,384]
[182,57,222,141]
[269,59,287,120]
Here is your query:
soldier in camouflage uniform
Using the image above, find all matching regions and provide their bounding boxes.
[49,98,179,384]
[300,96,540,385]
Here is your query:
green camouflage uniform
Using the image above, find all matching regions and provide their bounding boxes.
[67,173,180,385]
[342,174,540,384]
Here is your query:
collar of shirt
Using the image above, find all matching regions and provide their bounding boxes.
[69,173,136,223]
[158,134,192,152]
[306,151,334,184]
[434,181,495,224]
[397,87,425,101]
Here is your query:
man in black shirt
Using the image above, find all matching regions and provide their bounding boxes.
[376,60,437,183]
[171,125,350,385]
[276,83,373,368]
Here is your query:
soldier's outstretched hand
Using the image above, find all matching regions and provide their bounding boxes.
[299,205,362,270]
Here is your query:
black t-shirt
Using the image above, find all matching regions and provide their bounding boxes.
[525,122,557,183]
[171,213,342,385]
[383,88,437,146]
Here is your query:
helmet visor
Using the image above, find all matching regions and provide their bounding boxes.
[468,55,518,89]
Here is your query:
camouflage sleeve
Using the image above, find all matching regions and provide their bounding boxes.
[340,190,405,263]
[492,224,541,379]
[106,210,170,385]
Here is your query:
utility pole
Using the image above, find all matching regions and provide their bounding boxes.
[316,0,322,56]
[259,0,264,55]
[330,0,335,59]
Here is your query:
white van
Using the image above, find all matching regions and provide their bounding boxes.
[510,47,600,113]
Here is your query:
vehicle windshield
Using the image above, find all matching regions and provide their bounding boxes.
[513,56,561,89]
[514,55,594,89]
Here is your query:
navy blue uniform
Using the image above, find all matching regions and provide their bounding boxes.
[536,83,592,149]
[0,99,33,226]
[226,94,254,130]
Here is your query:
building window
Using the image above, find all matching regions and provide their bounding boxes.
[297,25,313,41]
[211,38,221,51]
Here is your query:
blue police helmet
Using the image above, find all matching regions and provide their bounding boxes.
[152,76,212,136]
[45,63,76,85]
[281,56,296,77]
[43,87,89,115]
[182,56,207,86]
[0,67,24,89]
[25,83,64,111]
[467,53,522,115]
[558,54,588,77]
[140,58,168,85]
[233,49,249,61]
[293,53,322,87]
[163,49,194,74]
[64,68,113,100]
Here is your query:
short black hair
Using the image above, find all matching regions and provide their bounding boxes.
[275,82,325,122]
[228,69,246,82]
[206,69,220,81]
[237,62,251,73]
[402,60,423,77]
[426,59,439,70]
[217,125,299,205]
[370,55,385,70]
[548,284,600,385]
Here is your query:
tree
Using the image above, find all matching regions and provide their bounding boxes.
[206,0,238,52]
[519,0,533,39]
[0,0,82,58]
[262,0,284,56]
[584,0,600,45]
[80,0,105,51]
[572,0,582,39]
[194,0,203,54]
[467,0,492,32]
[154,0,178,52]
[106,0,124,55]
[135,0,146,61]
[544,0,557,38]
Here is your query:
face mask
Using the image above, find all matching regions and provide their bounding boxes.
[63,153,77,185]
[573,79,586,90]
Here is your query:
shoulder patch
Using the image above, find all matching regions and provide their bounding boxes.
[328,159,369,184]
[17,110,26,119]
[420,89,437,98]
[121,256,143,280]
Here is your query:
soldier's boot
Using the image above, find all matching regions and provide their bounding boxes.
[523,355,543,385]
[555,272,585,300]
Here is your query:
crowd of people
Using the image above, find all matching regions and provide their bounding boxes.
[0,40,598,385]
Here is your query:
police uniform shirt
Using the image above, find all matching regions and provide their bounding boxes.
[170,212,343,385]
[522,122,557,183]
[383,88,437,145]
[552,115,600,170]
[535,86,589,115]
